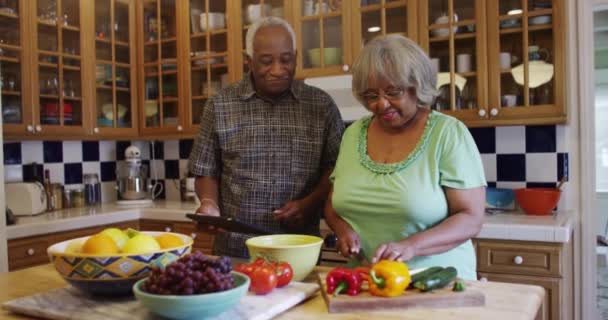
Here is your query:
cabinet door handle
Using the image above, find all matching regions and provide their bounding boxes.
[342,64,350,72]
[93,127,100,133]
[27,125,34,133]
[513,255,524,265]
[490,108,499,117]
[165,227,172,232]
[190,233,197,239]
[479,277,488,282]
[35,125,42,132]
[478,109,486,117]
[177,125,183,132]
[27,248,35,256]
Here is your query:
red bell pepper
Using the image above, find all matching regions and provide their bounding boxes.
[325,268,363,296]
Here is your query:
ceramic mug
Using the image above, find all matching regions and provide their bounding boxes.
[500,52,511,69]
[430,58,440,73]
[456,53,472,73]
[501,94,517,107]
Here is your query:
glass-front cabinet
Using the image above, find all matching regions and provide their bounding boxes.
[33,0,87,135]
[0,0,30,135]
[138,0,183,135]
[93,0,137,137]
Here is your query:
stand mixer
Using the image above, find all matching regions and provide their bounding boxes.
[116,145,160,206]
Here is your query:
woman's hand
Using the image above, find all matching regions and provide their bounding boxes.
[334,223,361,258]
[371,241,416,263]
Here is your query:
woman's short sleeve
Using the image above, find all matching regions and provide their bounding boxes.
[438,120,487,189]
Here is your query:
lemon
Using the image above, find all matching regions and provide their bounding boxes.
[122,234,161,254]
[81,234,120,254]
[100,228,129,249]
[65,239,85,253]
[156,233,185,249]
[125,228,140,238]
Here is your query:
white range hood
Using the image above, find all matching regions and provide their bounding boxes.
[304,75,370,122]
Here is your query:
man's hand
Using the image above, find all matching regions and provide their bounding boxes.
[195,200,224,233]
[272,199,311,228]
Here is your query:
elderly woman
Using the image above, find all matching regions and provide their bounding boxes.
[324,35,486,280]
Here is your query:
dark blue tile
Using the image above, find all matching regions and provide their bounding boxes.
[43,141,63,163]
[525,125,556,153]
[468,127,496,154]
[22,163,44,183]
[150,179,166,199]
[487,182,497,188]
[100,161,117,182]
[496,154,526,181]
[64,163,83,184]
[179,139,194,159]
[4,142,21,165]
[165,160,179,179]
[116,141,131,161]
[141,160,150,171]
[558,152,569,181]
[150,141,164,159]
[526,182,556,188]
[82,141,100,162]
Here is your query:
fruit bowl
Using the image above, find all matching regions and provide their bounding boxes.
[47,231,193,296]
[514,188,561,215]
[245,234,322,281]
[133,271,249,320]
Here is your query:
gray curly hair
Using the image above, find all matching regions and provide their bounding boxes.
[352,34,438,107]
[245,17,296,58]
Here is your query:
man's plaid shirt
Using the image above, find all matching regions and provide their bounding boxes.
[189,74,344,257]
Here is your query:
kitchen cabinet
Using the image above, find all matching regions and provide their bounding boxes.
[476,239,573,320]
[419,0,566,127]
[92,0,138,138]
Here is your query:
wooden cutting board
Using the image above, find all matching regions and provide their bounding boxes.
[2,281,319,320]
[318,272,485,313]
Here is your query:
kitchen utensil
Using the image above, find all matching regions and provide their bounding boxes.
[186,213,274,235]
[557,175,566,190]
[318,271,485,313]
[116,145,151,201]
[47,231,192,296]
[432,13,458,37]
[246,234,323,281]
[354,248,370,266]
[4,182,47,216]
[133,272,249,319]
[514,188,561,215]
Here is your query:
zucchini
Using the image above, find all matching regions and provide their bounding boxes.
[413,266,458,292]
[408,267,444,288]
[452,280,465,292]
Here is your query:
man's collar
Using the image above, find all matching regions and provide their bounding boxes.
[239,73,301,102]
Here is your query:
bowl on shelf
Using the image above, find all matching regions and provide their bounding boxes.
[199,12,225,31]
[500,19,521,29]
[307,47,342,68]
[529,15,552,25]
[245,234,322,281]
[514,188,561,215]
[133,271,249,320]
[47,231,193,296]
[486,188,515,210]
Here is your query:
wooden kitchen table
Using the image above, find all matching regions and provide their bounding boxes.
[0,264,544,320]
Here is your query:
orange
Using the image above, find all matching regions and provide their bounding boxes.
[81,234,120,254]
[155,233,185,249]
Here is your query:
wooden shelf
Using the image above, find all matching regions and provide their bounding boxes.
[96,37,111,44]
[115,40,129,47]
[63,96,82,101]
[160,37,177,44]
[97,59,112,65]
[458,71,477,77]
[40,94,59,99]
[0,43,21,51]
[300,11,342,22]
[528,8,553,16]
[192,95,208,100]
[0,11,18,19]
[144,40,158,46]
[63,65,81,71]
[39,62,58,68]
[37,19,57,27]
[116,86,130,92]
[63,53,81,59]
[1,90,21,96]
[529,24,553,32]
[116,62,130,68]
[429,32,476,42]
[501,68,513,74]
[0,56,19,63]
[62,25,80,32]
[191,62,228,71]
[500,27,523,35]
[96,85,113,91]
[191,29,228,38]
[38,50,59,56]
[146,70,177,77]
[163,97,178,102]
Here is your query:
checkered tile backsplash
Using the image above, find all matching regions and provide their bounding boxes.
[2,124,568,202]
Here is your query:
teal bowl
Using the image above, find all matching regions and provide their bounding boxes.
[133,271,250,319]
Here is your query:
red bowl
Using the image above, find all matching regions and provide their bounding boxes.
[514,188,561,215]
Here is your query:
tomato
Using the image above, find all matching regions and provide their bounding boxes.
[252,257,267,266]
[249,265,278,295]
[234,263,256,277]
[274,262,293,287]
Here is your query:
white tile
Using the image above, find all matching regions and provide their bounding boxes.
[101,181,118,203]
[44,163,64,185]
[525,153,557,182]
[21,141,43,164]
[4,165,23,182]
[132,141,150,159]
[164,140,179,159]
[63,141,83,163]
[82,162,101,178]
[179,159,190,179]
[496,181,526,189]
[149,159,165,180]
[495,126,526,154]
[556,125,566,153]
[99,141,116,161]
[164,179,181,201]
[480,154,496,182]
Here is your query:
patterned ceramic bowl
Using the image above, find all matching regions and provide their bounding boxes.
[47,231,193,296]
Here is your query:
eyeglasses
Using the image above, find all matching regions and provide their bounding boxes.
[361,88,406,104]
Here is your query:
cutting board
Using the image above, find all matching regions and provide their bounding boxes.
[318,272,485,313]
[2,282,319,320]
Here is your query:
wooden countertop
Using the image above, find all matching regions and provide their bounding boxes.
[0,264,545,320]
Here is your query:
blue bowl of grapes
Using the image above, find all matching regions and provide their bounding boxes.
[133,252,249,320]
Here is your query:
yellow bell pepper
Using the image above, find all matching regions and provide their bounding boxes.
[368,260,411,297]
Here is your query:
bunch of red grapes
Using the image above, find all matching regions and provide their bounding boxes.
[142,251,234,295]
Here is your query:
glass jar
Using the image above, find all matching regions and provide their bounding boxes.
[51,183,63,210]
[84,173,101,205]
[72,187,85,208]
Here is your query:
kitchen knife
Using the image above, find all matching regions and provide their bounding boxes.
[186,214,275,235]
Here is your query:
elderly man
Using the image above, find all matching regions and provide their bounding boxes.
[188,17,344,258]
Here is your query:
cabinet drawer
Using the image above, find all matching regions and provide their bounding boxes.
[173,222,214,254]
[477,240,561,277]
[139,220,176,232]
[8,238,51,271]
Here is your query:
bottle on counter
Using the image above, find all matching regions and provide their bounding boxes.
[43,169,53,211]
[84,173,101,206]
